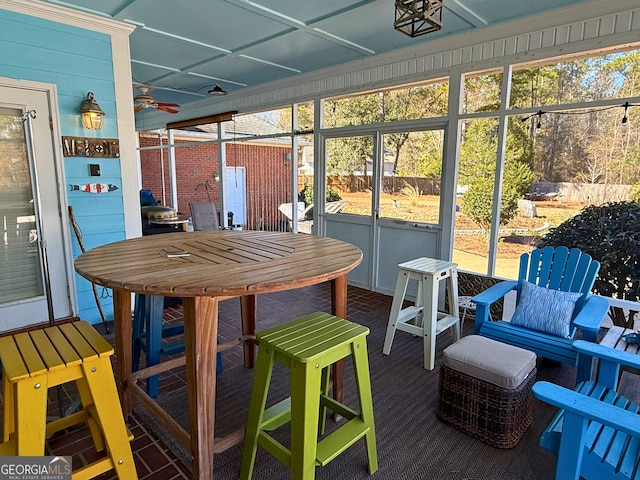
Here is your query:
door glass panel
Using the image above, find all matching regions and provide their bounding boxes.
[380,129,444,224]
[325,136,374,218]
[0,107,43,304]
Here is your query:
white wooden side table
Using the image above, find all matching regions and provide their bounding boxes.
[382,257,460,370]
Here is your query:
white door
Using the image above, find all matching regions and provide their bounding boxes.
[224,166,246,226]
[322,124,448,295]
[0,84,71,330]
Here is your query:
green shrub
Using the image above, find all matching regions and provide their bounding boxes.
[537,201,640,327]
[298,184,342,206]
[462,177,520,239]
[461,160,533,239]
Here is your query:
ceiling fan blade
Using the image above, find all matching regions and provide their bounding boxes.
[134,105,143,113]
[156,105,180,114]
[157,102,181,107]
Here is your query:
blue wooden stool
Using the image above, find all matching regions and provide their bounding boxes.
[240,312,378,480]
[132,294,222,397]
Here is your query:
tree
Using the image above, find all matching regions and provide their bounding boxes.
[631,182,640,201]
[509,56,640,184]
[462,162,533,237]
[459,117,534,236]
[537,201,640,328]
[275,104,313,133]
[382,84,448,174]
[400,130,445,178]
[323,83,448,176]
[326,136,371,176]
[324,94,378,175]
[462,178,500,236]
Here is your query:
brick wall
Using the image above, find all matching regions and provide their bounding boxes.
[139,135,293,230]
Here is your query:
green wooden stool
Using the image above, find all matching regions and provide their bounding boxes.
[240,312,378,480]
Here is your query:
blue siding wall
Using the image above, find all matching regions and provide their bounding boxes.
[0,8,124,324]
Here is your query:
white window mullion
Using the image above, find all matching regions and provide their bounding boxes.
[487,66,513,278]
[441,71,462,262]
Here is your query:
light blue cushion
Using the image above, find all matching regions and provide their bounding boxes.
[510,281,582,338]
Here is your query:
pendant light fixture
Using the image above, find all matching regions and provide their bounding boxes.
[394,0,443,38]
[208,85,227,96]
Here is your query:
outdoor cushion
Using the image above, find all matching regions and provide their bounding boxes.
[442,335,536,389]
[510,280,582,338]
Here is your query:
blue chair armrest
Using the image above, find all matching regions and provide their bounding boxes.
[572,296,609,339]
[573,339,640,370]
[472,280,517,334]
[471,280,517,306]
[533,381,640,438]
[574,339,640,389]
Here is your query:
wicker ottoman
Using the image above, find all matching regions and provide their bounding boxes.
[437,335,536,448]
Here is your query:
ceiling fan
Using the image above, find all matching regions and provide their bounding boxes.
[133,86,181,114]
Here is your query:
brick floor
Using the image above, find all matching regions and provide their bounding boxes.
[1,283,393,479]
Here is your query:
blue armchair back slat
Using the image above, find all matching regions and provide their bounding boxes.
[517,246,599,304]
[573,254,591,292]
[546,246,568,289]
[524,248,541,284]
[536,248,552,284]
[558,248,581,291]
[582,261,600,295]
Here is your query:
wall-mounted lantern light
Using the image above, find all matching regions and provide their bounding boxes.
[80,92,105,130]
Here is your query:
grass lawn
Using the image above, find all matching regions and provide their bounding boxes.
[336,191,583,275]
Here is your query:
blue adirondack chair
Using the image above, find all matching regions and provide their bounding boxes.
[132,294,223,397]
[533,340,640,480]
[472,246,609,382]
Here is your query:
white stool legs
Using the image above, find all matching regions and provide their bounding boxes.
[383,258,460,370]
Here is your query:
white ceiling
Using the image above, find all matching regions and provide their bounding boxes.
[43,0,590,115]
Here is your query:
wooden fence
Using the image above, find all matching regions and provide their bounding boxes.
[300,175,441,195]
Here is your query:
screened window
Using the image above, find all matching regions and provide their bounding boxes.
[462,70,503,114]
[510,49,640,109]
[322,80,448,128]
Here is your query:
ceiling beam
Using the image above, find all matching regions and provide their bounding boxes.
[132,82,207,98]
[187,72,247,87]
[111,0,138,17]
[166,112,238,130]
[224,0,376,55]
[124,18,300,75]
[446,0,488,27]
[124,19,232,54]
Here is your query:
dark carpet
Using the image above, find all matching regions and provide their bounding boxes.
[133,285,577,480]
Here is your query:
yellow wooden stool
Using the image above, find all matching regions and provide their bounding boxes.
[240,312,378,480]
[0,321,137,480]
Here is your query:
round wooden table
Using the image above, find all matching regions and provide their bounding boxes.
[74,230,363,479]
